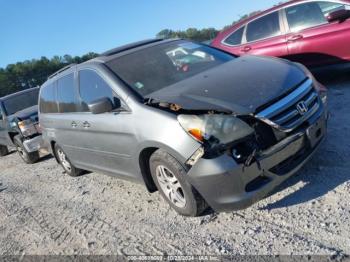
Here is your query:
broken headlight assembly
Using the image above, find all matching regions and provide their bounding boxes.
[18,119,38,137]
[178,114,255,163]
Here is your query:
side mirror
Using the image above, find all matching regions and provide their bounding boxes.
[88,97,114,114]
[327,9,350,23]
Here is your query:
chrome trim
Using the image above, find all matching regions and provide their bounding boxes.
[256,78,313,119]
[256,78,321,132]
[283,101,320,130]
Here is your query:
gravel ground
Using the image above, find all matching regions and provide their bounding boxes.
[0,71,349,257]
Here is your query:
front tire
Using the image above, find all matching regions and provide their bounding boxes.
[149,149,207,217]
[14,135,39,164]
[0,145,9,157]
[54,144,83,177]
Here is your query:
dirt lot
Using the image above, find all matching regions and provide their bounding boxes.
[0,72,349,257]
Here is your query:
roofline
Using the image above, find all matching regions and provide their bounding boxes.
[41,38,184,85]
[100,38,165,57]
[218,0,350,37]
[48,63,77,79]
[94,38,182,64]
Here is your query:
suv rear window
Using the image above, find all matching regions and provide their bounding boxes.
[223,27,244,46]
[106,40,234,97]
[246,11,281,42]
[3,89,39,116]
[39,83,58,113]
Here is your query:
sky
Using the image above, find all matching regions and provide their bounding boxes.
[0,0,281,68]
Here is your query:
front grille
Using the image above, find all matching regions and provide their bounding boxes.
[256,78,320,131]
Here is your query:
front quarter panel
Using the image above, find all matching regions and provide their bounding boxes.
[131,101,202,167]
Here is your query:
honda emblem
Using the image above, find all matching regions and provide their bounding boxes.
[296,101,308,115]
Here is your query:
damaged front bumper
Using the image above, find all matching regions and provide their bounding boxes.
[187,110,327,212]
[23,135,43,153]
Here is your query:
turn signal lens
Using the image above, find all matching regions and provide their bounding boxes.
[189,129,203,142]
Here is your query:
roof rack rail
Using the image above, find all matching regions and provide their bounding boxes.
[48,63,76,79]
[101,38,164,57]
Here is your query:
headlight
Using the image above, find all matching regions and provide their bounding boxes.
[177,114,254,144]
[18,119,38,137]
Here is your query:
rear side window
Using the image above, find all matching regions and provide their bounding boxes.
[57,73,79,113]
[39,84,58,113]
[79,70,116,111]
[223,27,244,46]
[286,2,327,32]
[246,11,281,42]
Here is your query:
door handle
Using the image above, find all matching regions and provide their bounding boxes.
[241,46,252,52]
[83,121,90,128]
[287,35,303,42]
[71,121,77,128]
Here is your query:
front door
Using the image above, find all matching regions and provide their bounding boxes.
[284,1,350,67]
[70,69,138,179]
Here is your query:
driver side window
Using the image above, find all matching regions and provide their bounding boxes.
[79,69,117,112]
[285,1,349,32]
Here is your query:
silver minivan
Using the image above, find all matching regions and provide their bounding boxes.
[39,39,327,216]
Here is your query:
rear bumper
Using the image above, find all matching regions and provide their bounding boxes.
[23,135,43,153]
[187,111,327,212]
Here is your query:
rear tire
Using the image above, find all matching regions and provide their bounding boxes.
[14,135,39,164]
[54,144,83,177]
[149,149,207,217]
[0,145,9,157]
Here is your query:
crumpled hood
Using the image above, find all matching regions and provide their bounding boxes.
[8,105,39,122]
[147,55,307,114]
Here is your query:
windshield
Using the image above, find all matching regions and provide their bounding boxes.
[106,40,234,97]
[3,89,39,116]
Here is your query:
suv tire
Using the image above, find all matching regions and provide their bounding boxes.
[0,145,9,157]
[54,144,83,177]
[149,149,207,217]
[14,135,39,164]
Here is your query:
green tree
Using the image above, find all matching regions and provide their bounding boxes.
[0,52,99,96]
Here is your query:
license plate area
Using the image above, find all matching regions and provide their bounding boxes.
[306,115,326,148]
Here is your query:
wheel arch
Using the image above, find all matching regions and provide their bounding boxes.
[137,140,198,193]
[138,147,159,193]
[49,140,59,163]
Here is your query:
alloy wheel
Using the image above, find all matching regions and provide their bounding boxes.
[155,165,186,208]
[57,148,72,172]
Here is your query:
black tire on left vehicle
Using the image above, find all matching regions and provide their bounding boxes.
[0,145,9,157]
[14,135,40,164]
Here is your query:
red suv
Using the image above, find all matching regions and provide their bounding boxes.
[211,0,350,68]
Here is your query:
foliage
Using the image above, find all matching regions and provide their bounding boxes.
[0,53,98,97]
[157,28,219,42]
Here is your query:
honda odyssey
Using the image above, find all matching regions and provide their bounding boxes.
[39,39,327,216]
